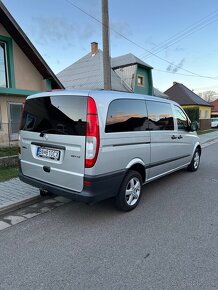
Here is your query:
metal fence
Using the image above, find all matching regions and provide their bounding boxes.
[0,123,20,147]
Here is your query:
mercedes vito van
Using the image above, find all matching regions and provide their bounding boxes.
[19,90,201,211]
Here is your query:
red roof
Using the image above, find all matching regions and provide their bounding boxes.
[210,99,218,112]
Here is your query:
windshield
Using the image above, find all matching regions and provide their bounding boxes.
[20,95,87,136]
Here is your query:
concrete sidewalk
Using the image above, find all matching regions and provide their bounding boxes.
[0,178,40,215]
[0,130,218,215]
[199,130,218,144]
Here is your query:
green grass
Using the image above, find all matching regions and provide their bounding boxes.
[0,146,19,157]
[0,166,19,182]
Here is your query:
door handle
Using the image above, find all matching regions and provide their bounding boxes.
[178,135,183,139]
[171,135,177,140]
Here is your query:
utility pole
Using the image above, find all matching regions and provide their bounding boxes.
[102,0,111,90]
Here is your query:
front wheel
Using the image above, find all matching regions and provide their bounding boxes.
[187,148,200,172]
[115,170,143,211]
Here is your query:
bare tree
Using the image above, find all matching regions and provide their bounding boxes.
[198,90,217,102]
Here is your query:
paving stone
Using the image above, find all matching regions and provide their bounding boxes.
[40,207,51,213]
[43,199,57,204]
[0,221,11,230]
[22,212,41,219]
[54,196,71,203]
[0,178,39,212]
[3,215,27,225]
[53,202,64,207]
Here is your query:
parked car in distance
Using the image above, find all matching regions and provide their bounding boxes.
[211,117,218,128]
[19,90,201,211]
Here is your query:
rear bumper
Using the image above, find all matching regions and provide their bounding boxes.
[19,170,126,204]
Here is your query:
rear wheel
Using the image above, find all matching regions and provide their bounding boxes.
[187,148,200,172]
[115,170,143,211]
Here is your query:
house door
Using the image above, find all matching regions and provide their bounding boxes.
[8,103,23,140]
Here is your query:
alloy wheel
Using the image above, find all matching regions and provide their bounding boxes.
[193,151,200,169]
[125,177,141,206]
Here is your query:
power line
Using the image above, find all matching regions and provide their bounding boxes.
[192,85,218,91]
[143,16,218,60]
[64,0,218,80]
[140,9,218,59]
[153,68,218,79]
[64,0,103,25]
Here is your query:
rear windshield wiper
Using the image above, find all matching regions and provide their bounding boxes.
[39,128,68,137]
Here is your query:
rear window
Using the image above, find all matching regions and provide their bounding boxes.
[20,95,87,136]
[105,99,148,133]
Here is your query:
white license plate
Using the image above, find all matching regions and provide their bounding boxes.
[37,147,60,160]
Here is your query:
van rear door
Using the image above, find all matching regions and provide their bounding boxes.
[20,94,87,192]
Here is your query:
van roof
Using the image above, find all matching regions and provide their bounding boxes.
[27,89,178,105]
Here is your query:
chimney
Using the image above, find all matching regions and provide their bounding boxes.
[173,82,177,85]
[91,42,98,56]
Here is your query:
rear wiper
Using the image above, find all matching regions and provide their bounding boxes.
[39,128,67,137]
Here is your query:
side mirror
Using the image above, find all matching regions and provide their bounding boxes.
[190,121,198,132]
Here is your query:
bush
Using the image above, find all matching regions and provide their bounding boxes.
[183,107,199,122]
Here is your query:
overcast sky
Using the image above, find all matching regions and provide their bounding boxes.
[2,0,218,93]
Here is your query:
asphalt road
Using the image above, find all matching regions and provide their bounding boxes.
[0,143,218,290]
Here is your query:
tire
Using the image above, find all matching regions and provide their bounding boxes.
[187,148,200,172]
[115,170,143,211]
[39,189,54,197]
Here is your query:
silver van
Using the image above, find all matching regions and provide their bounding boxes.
[19,90,201,211]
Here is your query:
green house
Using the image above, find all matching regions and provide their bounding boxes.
[112,53,153,95]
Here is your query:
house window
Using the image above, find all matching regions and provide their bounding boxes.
[0,35,15,88]
[137,75,144,86]
[205,111,209,119]
[0,41,8,88]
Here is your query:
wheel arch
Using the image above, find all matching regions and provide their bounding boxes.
[196,144,201,156]
[126,158,146,183]
[194,143,201,156]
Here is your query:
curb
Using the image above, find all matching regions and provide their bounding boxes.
[201,137,218,145]
[0,155,18,167]
[0,195,43,216]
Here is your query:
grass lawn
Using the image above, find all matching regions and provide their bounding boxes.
[0,146,19,157]
[0,166,19,182]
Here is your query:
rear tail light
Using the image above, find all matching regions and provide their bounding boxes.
[84,180,92,186]
[85,97,100,168]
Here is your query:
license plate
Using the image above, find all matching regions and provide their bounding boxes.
[37,147,60,160]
